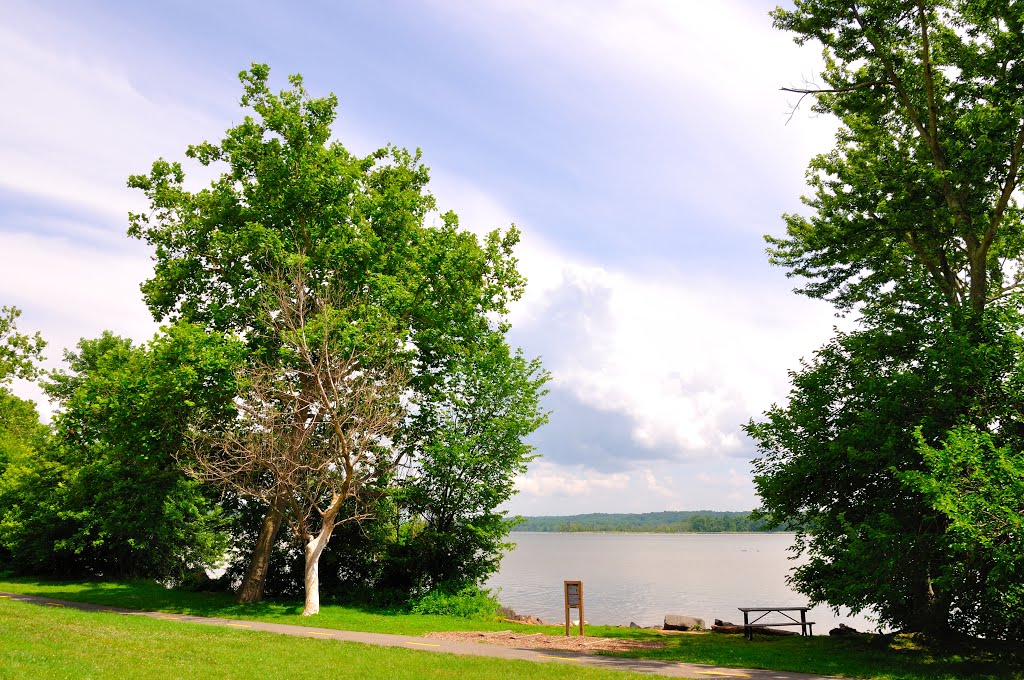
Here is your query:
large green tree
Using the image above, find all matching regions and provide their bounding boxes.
[747,0,1024,638]
[128,65,533,603]
[0,325,243,579]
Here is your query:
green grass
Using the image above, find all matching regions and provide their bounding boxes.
[2,577,1021,679]
[590,627,1022,680]
[0,577,546,636]
[0,598,651,680]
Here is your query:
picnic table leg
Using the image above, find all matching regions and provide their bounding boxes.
[801,610,808,636]
[743,611,750,640]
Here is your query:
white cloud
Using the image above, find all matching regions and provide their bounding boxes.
[642,470,675,499]
[0,14,228,226]
[515,461,630,497]
[509,459,760,515]
[426,0,839,224]
[431,163,838,468]
[0,231,159,418]
[440,200,836,462]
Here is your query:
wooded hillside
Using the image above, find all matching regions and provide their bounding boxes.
[513,511,769,533]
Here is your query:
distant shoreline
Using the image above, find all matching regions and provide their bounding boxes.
[509,530,789,535]
[513,510,775,534]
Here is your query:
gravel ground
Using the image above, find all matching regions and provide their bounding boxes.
[424,630,666,653]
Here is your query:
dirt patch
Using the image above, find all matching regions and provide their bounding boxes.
[424,630,666,654]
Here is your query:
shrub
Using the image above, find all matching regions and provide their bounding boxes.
[410,584,501,620]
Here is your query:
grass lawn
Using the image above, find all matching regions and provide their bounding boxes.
[0,598,651,680]
[2,578,1021,679]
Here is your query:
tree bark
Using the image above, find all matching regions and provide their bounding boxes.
[302,538,323,617]
[301,503,342,616]
[236,495,286,604]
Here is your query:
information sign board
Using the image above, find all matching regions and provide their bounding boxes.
[563,580,585,637]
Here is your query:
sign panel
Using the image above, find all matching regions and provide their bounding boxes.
[566,583,580,608]
[563,580,585,637]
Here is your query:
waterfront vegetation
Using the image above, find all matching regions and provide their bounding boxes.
[1,578,1020,680]
[515,511,768,533]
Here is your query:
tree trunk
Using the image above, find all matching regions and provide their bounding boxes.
[236,495,286,604]
[910,572,951,637]
[301,514,340,616]
[302,539,322,617]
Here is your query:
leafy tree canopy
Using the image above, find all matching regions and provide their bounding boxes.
[0,324,245,580]
[0,306,45,385]
[127,63,523,375]
[768,0,1024,316]
[748,0,1024,640]
[127,64,543,602]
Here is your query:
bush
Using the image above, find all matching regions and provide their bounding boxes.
[410,584,501,620]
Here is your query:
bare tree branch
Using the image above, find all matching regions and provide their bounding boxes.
[188,264,408,615]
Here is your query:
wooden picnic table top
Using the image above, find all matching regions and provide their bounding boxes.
[737,606,810,612]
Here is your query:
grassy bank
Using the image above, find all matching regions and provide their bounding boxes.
[0,598,649,680]
[1,578,1020,679]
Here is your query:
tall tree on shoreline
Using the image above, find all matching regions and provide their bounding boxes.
[747,0,1024,638]
[128,64,530,603]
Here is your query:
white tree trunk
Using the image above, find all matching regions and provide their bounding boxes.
[302,537,322,616]
[301,512,339,616]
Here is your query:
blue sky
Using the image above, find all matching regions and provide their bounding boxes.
[2,0,842,514]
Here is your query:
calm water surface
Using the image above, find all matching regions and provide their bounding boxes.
[488,532,878,632]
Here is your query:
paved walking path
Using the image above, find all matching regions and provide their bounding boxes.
[1,591,847,680]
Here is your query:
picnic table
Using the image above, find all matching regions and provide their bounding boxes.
[737,606,814,640]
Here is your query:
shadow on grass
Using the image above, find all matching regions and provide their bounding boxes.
[2,576,349,620]
[0,576,530,636]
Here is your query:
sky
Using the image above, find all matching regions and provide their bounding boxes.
[1,0,843,515]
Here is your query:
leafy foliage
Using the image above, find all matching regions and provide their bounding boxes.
[749,0,1024,639]
[768,0,1024,315]
[1,324,244,580]
[391,337,549,592]
[127,64,545,602]
[902,426,1024,640]
[0,306,45,385]
[409,584,501,620]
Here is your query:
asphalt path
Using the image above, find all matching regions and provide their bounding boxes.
[1,591,849,680]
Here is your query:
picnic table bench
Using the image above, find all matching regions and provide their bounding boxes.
[738,606,814,640]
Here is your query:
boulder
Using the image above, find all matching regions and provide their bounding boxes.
[664,614,705,631]
[711,624,746,634]
[829,623,860,636]
[714,619,736,627]
[497,606,544,625]
[629,622,641,628]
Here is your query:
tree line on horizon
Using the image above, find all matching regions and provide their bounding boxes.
[514,511,771,533]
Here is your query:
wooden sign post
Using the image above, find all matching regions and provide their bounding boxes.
[564,580,584,637]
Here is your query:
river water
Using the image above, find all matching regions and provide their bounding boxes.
[487,532,879,632]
